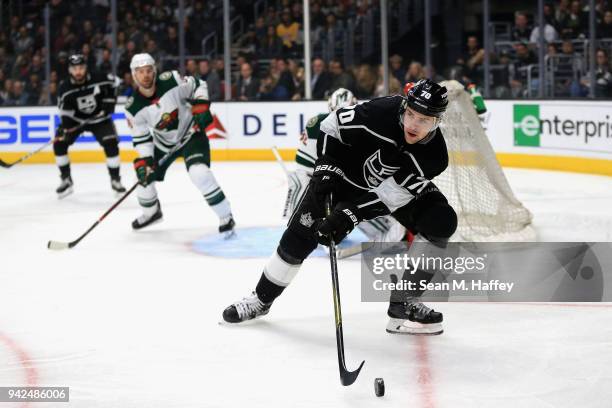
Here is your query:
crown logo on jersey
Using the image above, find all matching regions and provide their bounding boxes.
[363,150,400,188]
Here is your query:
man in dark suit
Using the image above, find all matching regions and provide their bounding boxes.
[236,62,260,101]
[311,57,332,99]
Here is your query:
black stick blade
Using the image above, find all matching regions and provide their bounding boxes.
[0,159,12,168]
[340,359,365,386]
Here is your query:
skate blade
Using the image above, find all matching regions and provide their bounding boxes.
[57,187,74,199]
[132,216,164,231]
[386,318,443,336]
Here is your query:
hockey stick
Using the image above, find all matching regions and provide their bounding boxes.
[271,145,290,177]
[325,193,365,386]
[47,123,195,250]
[0,138,56,168]
[0,120,100,169]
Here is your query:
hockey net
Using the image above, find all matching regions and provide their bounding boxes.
[435,80,536,241]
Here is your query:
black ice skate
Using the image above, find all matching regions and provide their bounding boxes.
[56,176,74,199]
[222,291,272,323]
[132,204,163,230]
[219,215,236,239]
[110,178,127,193]
[386,300,443,335]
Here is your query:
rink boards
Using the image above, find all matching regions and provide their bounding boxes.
[1,100,611,175]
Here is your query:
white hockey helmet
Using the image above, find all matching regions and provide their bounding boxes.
[328,88,357,112]
[130,53,156,75]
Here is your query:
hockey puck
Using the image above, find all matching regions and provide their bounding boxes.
[374,378,385,397]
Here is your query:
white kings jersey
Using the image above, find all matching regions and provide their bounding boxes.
[125,70,209,157]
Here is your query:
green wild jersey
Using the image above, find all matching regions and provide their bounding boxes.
[295,112,328,173]
[125,70,209,157]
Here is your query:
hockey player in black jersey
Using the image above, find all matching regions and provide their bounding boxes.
[223,79,458,335]
[53,54,125,198]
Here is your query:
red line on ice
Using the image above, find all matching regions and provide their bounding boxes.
[416,335,435,408]
[0,331,38,408]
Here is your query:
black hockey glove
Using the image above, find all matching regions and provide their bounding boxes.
[315,202,361,246]
[312,155,344,196]
[55,125,79,143]
[133,156,157,186]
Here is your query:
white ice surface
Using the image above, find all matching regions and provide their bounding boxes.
[1,162,612,408]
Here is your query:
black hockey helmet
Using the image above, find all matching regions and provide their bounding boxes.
[68,54,86,67]
[403,79,448,118]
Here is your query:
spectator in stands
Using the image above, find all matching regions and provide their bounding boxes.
[145,39,162,64]
[79,20,95,48]
[311,56,332,99]
[543,2,558,28]
[54,51,70,83]
[5,80,29,106]
[0,46,11,75]
[510,42,537,97]
[329,58,356,93]
[13,26,33,56]
[556,0,571,30]
[82,43,96,71]
[118,41,137,77]
[11,54,30,81]
[29,54,44,79]
[38,81,58,106]
[0,79,13,105]
[530,18,559,43]
[491,50,513,97]
[561,0,587,38]
[598,10,612,37]
[258,25,283,59]
[118,72,134,97]
[198,59,221,101]
[213,57,225,79]
[276,9,300,57]
[161,26,178,57]
[275,58,296,99]
[405,61,426,83]
[264,6,279,27]
[374,65,401,97]
[512,11,532,42]
[26,73,42,105]
[322,13,344,49]
[389,54,405,83]
[236,62,260,101]
[258,74,285,100]
[186,59,198,77]
[98,49,113,74]
[255,17,267,39]
[457,36,484,84]
[354,63,377,98]
[579,48,612,96]
[288,59,304,100]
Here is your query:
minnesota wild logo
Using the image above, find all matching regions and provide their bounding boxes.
[155,109,179,131]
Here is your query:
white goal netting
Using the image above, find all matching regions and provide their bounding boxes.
[436,80,536,241]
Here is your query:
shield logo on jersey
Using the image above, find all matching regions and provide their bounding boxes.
[363,150,400,188]
[76,94,97,115]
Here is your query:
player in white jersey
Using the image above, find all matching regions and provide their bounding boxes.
[124,53,235,236]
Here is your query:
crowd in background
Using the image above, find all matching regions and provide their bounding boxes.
[1,0,612,107]
[455,0,612,97]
